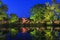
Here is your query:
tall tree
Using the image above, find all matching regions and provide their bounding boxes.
[0,0,8,12]
[44,3,55,21]
[0,1,8,21]
[54,4,60,20]
[51,0,60,20]
[30,4,46,23]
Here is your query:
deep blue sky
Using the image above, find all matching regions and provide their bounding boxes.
[2,0,60,18]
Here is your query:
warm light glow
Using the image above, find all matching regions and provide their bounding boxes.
[22,18,27,24]
[21,28,27,33]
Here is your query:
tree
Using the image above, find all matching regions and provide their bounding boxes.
[0,12,8,20]
[9,14,18,23]
[0,0,8,12]
[0,0,2,6]
[52,0,60,20]
[0,1,8,21]
[54,4,60,20]
[44,3,55,21]
[44,2,60,21]
[1,4,8,12]
[30,4,46,23]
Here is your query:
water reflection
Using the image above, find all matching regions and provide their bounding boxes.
[0,26,60,40]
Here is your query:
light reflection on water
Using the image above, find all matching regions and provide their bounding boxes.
[0,26,60,40]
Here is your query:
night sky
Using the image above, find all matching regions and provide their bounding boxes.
[2,0,60,18]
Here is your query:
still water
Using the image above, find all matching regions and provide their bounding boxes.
[0,26,60,40]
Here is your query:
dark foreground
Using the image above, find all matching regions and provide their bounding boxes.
[0,26,60,40]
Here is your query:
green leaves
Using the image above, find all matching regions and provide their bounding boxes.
[9,14,18,23]
[0,12,8,20]
[1,5,8,12]
[30,2,60,23]
[30,4,46,23]
[0,1,8,21]
[0,1,2,5]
